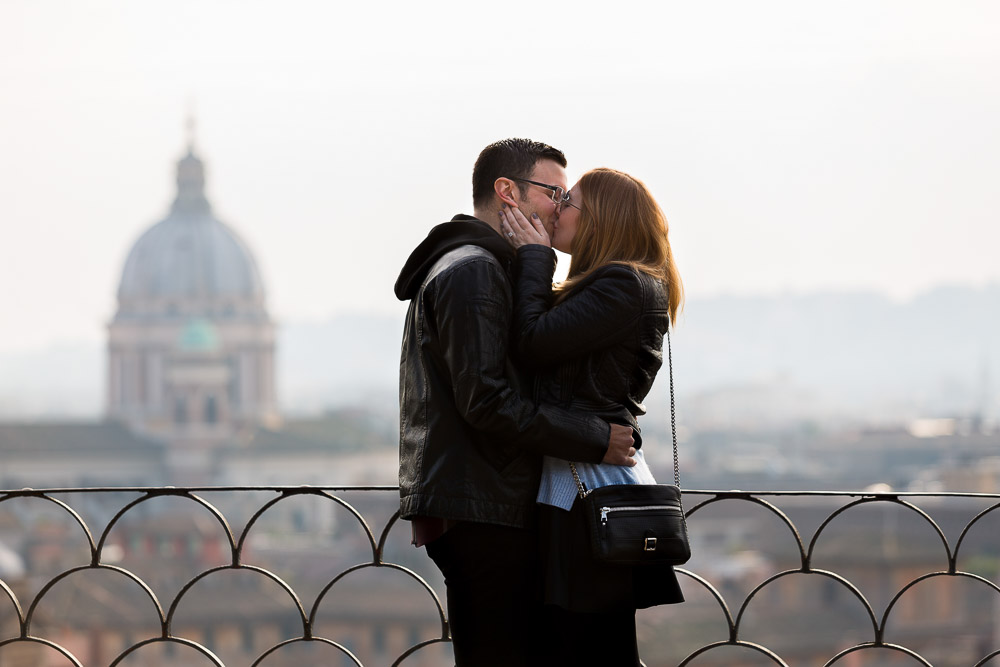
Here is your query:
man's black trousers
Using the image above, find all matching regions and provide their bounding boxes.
[426,520,543,666]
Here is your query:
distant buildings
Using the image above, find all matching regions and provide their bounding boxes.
[0,135,395,490]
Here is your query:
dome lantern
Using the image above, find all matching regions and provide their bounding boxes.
[171,148,211,217]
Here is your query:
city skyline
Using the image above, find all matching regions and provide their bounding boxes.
[2,1,999,356]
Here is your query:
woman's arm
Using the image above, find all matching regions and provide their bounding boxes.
[512,245,642,366]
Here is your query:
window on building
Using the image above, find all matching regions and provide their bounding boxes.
[205,395,218,424]
[174,397,187,424]
[408,626,422,648]
[822,577,839,605]
[242,624,254,654]
[203,626,215,653]
[341,640,356,667]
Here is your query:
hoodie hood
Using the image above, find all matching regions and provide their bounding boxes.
[394,215,516,300]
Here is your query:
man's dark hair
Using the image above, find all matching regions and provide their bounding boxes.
[472,138,567,209]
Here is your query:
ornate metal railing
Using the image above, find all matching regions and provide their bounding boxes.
[1,487,1000,666]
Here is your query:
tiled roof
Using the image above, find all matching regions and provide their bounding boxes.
[0,421,164,456]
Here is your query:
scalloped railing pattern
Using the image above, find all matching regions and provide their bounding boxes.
[1,487,1000,666]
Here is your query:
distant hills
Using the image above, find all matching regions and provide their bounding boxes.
[2,284,998,427]
[671,284,1000,427]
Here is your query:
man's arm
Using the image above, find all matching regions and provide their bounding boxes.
[433,256,632,465]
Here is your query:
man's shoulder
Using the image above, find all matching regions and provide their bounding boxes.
[425,244,507,285]
[441,244,497,264]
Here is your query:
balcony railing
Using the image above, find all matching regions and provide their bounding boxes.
[1,486,1000,666]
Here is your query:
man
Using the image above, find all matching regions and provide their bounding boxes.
[394,138,636,665]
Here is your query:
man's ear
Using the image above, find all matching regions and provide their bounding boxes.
[494,177,518,206]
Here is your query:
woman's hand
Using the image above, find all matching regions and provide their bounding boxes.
[499,204,551,248]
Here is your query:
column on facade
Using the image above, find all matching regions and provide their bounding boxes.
[108,350,122,412]
[148,350,164,416]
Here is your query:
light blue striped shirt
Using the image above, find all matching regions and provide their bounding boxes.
[537,448,657,511]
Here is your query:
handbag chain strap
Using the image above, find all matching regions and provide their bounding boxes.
[569,459,590,499]
[570,323,680,498]
[668,324,679,488]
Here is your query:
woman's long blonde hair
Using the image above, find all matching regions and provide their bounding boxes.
[555,167,683,323]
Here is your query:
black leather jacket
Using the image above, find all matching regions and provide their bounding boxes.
[394,216,609,529]
[511,245,671,449]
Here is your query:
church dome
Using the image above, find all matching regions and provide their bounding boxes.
[116,146,267,318]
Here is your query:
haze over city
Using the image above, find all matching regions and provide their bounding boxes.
[2,0,998,363]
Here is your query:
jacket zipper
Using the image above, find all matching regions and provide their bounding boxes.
[600,505,682,524]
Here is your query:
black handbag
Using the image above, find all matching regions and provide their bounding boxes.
[569,325,691,566]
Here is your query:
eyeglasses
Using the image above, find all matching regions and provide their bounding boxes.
[512,178,571,207]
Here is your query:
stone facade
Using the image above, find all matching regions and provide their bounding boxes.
[106,143,279,480]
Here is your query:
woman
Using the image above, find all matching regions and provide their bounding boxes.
[499,167,684,665]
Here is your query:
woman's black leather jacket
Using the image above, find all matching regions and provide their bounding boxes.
[511,245,671,449]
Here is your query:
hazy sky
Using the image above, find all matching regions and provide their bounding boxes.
[1,0,998,353]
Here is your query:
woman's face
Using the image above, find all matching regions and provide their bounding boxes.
[552,182,582,254]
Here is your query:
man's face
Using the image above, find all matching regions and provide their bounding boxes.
[515,159,568,239]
